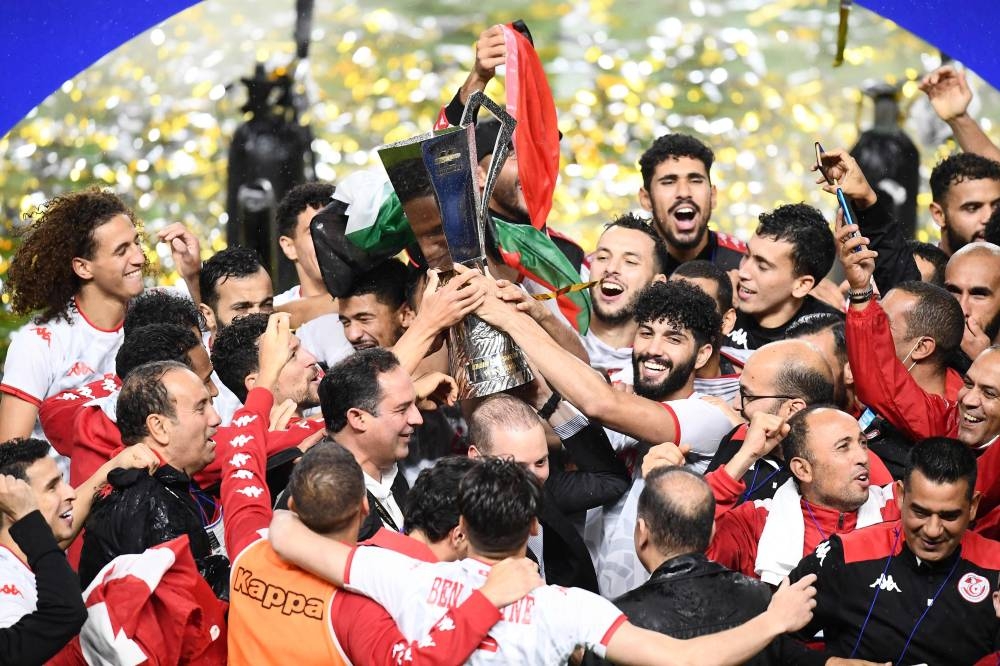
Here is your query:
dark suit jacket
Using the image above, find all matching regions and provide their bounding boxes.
[357,468,410,541]
[538,421,630,593]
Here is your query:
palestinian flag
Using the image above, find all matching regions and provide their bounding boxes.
[322,170,590,332]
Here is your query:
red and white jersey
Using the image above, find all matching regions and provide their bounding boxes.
[1,304,122,411]
[580,330,632,381]
[345,548,626,664]
[0,545,37,629]
[588,394,733,599]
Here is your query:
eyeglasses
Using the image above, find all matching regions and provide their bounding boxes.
[738,386,798,407]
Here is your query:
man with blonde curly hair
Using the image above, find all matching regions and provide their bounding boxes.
[0,189,146,442]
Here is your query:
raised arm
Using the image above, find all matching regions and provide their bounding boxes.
[815,147,920,293]
[64,443,159,549]
[391,268,486,375]
[920,65,1000,163]
[465,266,682,445]
[605,575,817,666]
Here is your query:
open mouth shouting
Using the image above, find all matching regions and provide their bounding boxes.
[637,355,672,382]
[597,279,626,303]
[670,201,700,232]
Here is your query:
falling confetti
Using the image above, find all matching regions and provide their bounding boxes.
[1,0,999,362]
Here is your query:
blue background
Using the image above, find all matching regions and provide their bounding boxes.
[1,0,998,138]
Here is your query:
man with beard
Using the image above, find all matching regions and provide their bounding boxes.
[638,133,746,274]
[929,153,1000,257]
[584,213,668,378]
[726,203,841,351]
[944,242,1000,360]
[473,274,734,596]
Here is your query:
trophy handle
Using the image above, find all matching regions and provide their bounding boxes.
[460,91,517,234]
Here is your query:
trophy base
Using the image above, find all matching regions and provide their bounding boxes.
[449,314,534,399]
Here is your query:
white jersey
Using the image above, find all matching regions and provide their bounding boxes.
[1,304,123,446]
[0,545,37,629]
[273,285,302,307]
[580,330,631,380]
[270,285,353,367]
[346,547,625,664]
[588,394,734,598]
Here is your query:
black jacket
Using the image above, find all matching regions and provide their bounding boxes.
[0,511,86,665]
[706,425,788,504]
[583,552,774,665]
[358,469,410,541]
[80,465,230,598]
[789,520,1000,665]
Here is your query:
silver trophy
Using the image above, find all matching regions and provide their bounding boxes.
[377,92,533,398]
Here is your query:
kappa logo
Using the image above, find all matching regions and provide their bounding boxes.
[228,453,251,468]
[869,573,902,592]
[728,328,748,348]
[228,434,254,448]
[232,566,324,618]
[957,572,990,603]
[230,470,254,480]
[58,392,80,401]
[0,584,24,597]
[67,362,96,377]
[33,327,52,346]
[815,540,831,567]
[232,414,258,427]
[235,485,264,499]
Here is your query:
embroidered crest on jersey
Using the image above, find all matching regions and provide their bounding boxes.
[869,573,902,592]
[957,572,990,603]
[815,540,831,567]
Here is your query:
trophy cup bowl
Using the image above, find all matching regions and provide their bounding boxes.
[378,93,533,399]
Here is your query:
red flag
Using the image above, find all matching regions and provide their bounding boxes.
[501,24,560,230]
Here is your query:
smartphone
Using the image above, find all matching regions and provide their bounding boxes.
[815,142,863,251]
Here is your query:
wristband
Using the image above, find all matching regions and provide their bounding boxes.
[537,391,562,420]
[848,286,874,304]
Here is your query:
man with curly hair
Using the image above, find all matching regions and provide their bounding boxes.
[476,276,734,596]
[0,189,146,442]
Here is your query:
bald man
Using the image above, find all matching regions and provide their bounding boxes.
[583,467,775,666]
[705,339,836,503]
[944,242,1000,361]
[706,406,900,584]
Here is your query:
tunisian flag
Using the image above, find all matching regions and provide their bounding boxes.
[500,22,560,231]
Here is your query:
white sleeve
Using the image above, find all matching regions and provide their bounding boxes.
[546,587,626,659]
[296,314,354,368]
[0,324,57,403]
[663,397,733,473]
[343,545,426,615]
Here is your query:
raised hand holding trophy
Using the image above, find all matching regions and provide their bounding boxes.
[377,92,533,398]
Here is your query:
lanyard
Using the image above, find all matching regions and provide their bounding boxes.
[849,527,961,663]
[742,461,783,502]
[803,500,829,542]
[369,493,401,533]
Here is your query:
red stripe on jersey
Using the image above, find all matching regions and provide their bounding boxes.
[476,636,499,652]
[74,297,124,333]
[0,384,42,406]
[343,547,358,587]
[659,402,682,444]
[600,614,628,647]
